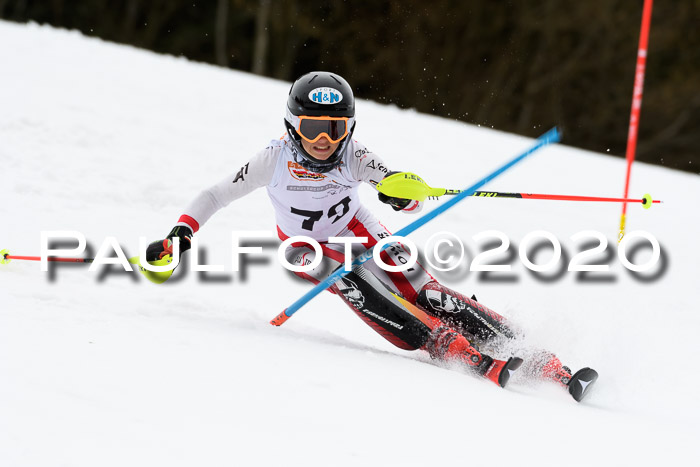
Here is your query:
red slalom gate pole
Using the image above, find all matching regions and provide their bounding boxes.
[619,0,654,242]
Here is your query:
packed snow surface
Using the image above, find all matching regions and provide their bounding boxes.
[1,21,699,466]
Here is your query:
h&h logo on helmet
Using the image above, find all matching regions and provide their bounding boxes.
[309,87,343,105]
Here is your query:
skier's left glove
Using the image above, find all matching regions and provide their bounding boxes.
[378,192,413,211]
[145,225,193,262]
[377,171,422,212]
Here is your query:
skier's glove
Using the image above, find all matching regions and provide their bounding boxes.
[146,225,193,262]
[377,171,414,211]
[378,192,412,211]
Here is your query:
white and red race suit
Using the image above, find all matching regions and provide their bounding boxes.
[175,135,431,302]
[172,134,522,369]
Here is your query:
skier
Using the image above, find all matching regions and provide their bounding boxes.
[146,71,597,400]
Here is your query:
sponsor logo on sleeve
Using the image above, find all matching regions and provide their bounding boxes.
[354,149,370,164]
[232,162,250,183]
[366,159,388,174]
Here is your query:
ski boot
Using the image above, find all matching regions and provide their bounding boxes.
[542,356,598,402]
[424,325,523,388]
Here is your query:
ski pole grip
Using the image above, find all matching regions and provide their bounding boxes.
[270,309,291,326]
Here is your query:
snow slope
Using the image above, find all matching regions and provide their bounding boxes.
[1,21,699,466]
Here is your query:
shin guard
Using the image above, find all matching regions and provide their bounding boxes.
[331,266,434,350]
[416,281,517,341]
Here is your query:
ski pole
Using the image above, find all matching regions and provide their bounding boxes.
[1,253,95,264]
[376,173,661,209]
[270,126,561,326]
[437,190,660,209]
[0,249,173,284]
[0,250,138,265]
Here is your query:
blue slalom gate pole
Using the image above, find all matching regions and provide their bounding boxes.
[271,127,561,326]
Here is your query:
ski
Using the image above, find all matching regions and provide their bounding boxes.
[567,367,599,402]
[482,356,524,388]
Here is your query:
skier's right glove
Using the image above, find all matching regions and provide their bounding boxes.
[145,225,193,262]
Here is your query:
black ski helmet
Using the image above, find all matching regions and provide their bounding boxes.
[284,71,356,173]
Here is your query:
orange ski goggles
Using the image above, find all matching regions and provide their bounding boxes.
[294,115,351,144]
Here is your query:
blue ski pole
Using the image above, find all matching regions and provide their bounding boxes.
[271,127,561,326]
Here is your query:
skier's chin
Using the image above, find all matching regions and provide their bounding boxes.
[307,147,333,160]
[302,140,339,160]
